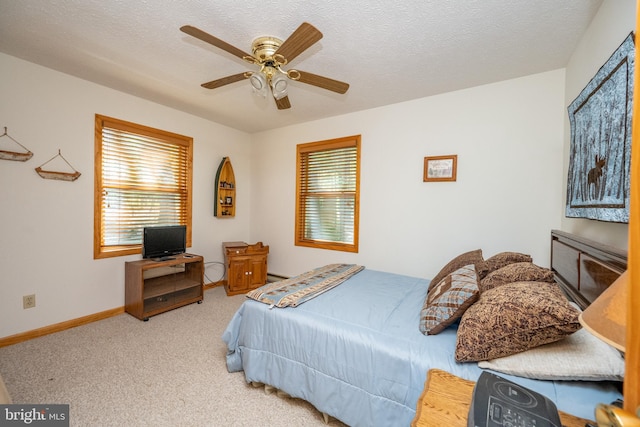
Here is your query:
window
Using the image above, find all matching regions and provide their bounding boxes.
[295,135,360,252]
[94,115,193,259]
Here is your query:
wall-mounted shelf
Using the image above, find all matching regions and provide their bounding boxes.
[35,149,81,181]
[214,157,235,218]
[0,127,33,161]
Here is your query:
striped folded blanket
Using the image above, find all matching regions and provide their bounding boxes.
[246,264,365,308]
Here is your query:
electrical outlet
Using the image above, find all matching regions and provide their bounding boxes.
[23,294,36,309]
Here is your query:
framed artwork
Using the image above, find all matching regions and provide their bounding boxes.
[424,155,457,182]
[566,33,635,223]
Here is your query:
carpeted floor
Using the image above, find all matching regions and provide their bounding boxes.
[0,286,346,426]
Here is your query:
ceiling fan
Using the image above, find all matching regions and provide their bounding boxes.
[180,22,349,110]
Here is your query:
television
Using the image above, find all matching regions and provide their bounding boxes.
[142,225,187,260]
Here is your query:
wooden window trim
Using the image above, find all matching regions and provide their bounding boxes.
[295,135,361,253]
[94,114,193,259]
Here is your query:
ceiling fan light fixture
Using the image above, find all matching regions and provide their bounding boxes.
[249,72,268,97]
[271,74,289,100]
[249,72,266,90]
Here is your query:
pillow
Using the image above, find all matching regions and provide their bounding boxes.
[479,252,532,278]
[479,262,555,292]
[455,281,581,362]
[428,249,484,292]
[419,264,479,335]
[478,328,624,381]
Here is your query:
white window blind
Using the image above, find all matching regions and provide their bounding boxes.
[94,115,192,258]
[295,135,360,252]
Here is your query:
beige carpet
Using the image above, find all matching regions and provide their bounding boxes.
[0,286,347,426]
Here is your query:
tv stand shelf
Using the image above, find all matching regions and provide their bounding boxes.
[125,254,204,321]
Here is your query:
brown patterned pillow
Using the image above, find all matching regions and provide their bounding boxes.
[419,264,479,335]
[479,262,555,293]
[428,249,484,292]
[455,281,581,362]
[478,252,532,278]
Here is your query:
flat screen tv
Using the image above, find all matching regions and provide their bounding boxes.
[142,225,186,260]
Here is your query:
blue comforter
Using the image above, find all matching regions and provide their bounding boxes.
[222,269,621,426]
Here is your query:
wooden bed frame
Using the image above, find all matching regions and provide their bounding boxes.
[550,229,627,310]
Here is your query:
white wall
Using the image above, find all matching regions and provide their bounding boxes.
[561,0,636,249]
[0,53,252,338]
[250,70,566,279]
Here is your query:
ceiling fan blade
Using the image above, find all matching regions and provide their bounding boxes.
[296,70,350,94]
[181,25,252,61]
[201,73,247,89]
[275,22,323,63]
[275,96,291,110]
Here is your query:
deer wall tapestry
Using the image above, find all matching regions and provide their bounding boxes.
[566,33,635,223]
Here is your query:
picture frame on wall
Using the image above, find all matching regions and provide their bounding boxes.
[566,32,634,223]
[424,155,457,182]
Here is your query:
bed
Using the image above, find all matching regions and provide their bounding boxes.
[222,230,626,426]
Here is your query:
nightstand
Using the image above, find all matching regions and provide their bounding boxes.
[411,369,593,427]
[222,241,269,296]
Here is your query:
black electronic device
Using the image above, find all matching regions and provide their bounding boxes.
[142,225,186,260]
[468,371,562,427]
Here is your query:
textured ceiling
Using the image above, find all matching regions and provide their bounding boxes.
[0,0,602,133]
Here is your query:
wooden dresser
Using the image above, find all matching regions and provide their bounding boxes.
[222,241,269,296]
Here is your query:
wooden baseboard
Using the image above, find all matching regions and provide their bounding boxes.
[0,306,125,348]
[0,283,229,348]
[204,280,225,290]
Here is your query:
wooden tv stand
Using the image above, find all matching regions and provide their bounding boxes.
[125,254,204,321]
